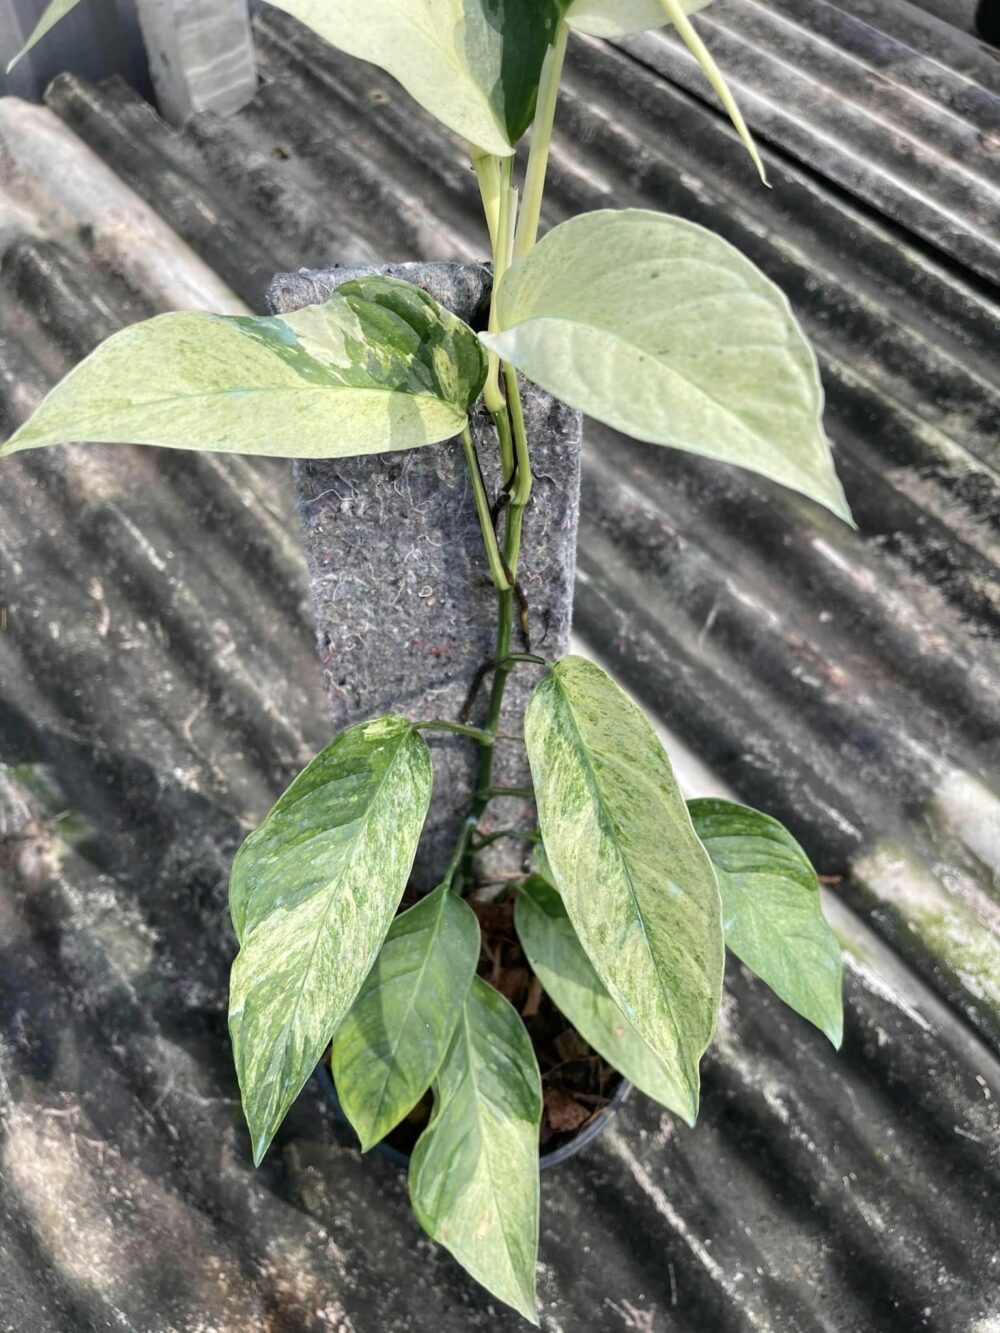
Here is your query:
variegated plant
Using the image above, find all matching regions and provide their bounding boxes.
[3,0,846,1322]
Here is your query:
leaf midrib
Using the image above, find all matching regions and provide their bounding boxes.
[461,1002,529,1303]
[364,888,450,1136]
[549,674,693,1094]
[277,725,420,1080]
[33,382,466,414]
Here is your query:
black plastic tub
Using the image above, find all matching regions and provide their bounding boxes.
[315,1064,632,1170]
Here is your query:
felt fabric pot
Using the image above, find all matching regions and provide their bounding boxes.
[267,262,582,891]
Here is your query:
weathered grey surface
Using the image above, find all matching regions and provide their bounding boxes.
[268,263,583,889]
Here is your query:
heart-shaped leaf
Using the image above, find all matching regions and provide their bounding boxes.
[2,276,486,461]
[5,0,83,72]
[409,976,542,1325]
[229,715,432,1165]
[482,209,851,523]
[332,884,481,1151]
[566,0,710,38]
[266,0,568,155]
[524,656,724,1123]
[688,798,844,1046]
[516,875,692,1116]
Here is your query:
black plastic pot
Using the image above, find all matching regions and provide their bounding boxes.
[976,0,1000,44]
[315,1063,631,1171]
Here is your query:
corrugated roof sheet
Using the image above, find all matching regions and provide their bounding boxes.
[0,2,998,1328]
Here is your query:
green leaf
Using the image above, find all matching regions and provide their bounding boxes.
[566,0,764,181]
[657,0,766,184]
[516,875,693,1117]
[566,0,710,39]
[533,841,556,886]
[6,0,84,72]
[409,976,542,1325]
[524,656,724,1123]
[228,715,432,1165]
[332,884,481,1151]
[481,209,852,524]
[265,0,568,155]
[688,798,844,1047]
[2,276,486,461]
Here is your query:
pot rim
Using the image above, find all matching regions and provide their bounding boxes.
[313,1062,631,1171]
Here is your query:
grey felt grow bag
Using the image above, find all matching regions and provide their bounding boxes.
[267,262,582,889]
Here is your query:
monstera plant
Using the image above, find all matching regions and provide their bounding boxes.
[4,0,846,1322]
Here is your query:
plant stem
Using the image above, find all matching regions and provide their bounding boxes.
[467,494,527,818]
[477,786,534,801]
[453,120,552,888]
[514,21,569,260]
[504,364,533,505]
[483,156,516,479]
[442,814,478,894]
[415,720,494,745]
[446,483,531,890]
[470,147,501,250]
[460,425,511,591]
[488,400,515,492]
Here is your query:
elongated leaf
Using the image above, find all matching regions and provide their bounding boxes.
[524,656,723,1123]
[6,0,83,72]
[688,798,844,1047]
[265,0,567,155]
[516,875,692,1116]
[410,976,541,1325]
[566,0,709,39]
[229,715,432,1165]
[566,0,763,180]
[659,0,766,183]
[2,276,486,461]
[481,209,852,523]
[332,884,480,1150]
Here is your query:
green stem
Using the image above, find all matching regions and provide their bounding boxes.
[514,21,569,260]
[467,494,527,816]
[489,399,515,488]
[460,425,511,591]
[477,786,534,801]
[446,439,528,894]
[504,364,532,505]
[415,720,495,745]
[449,134,544,889]
[503,501,526,580]
[470,147,501,250]
[483,156,516,465]
[442,815,478,894]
